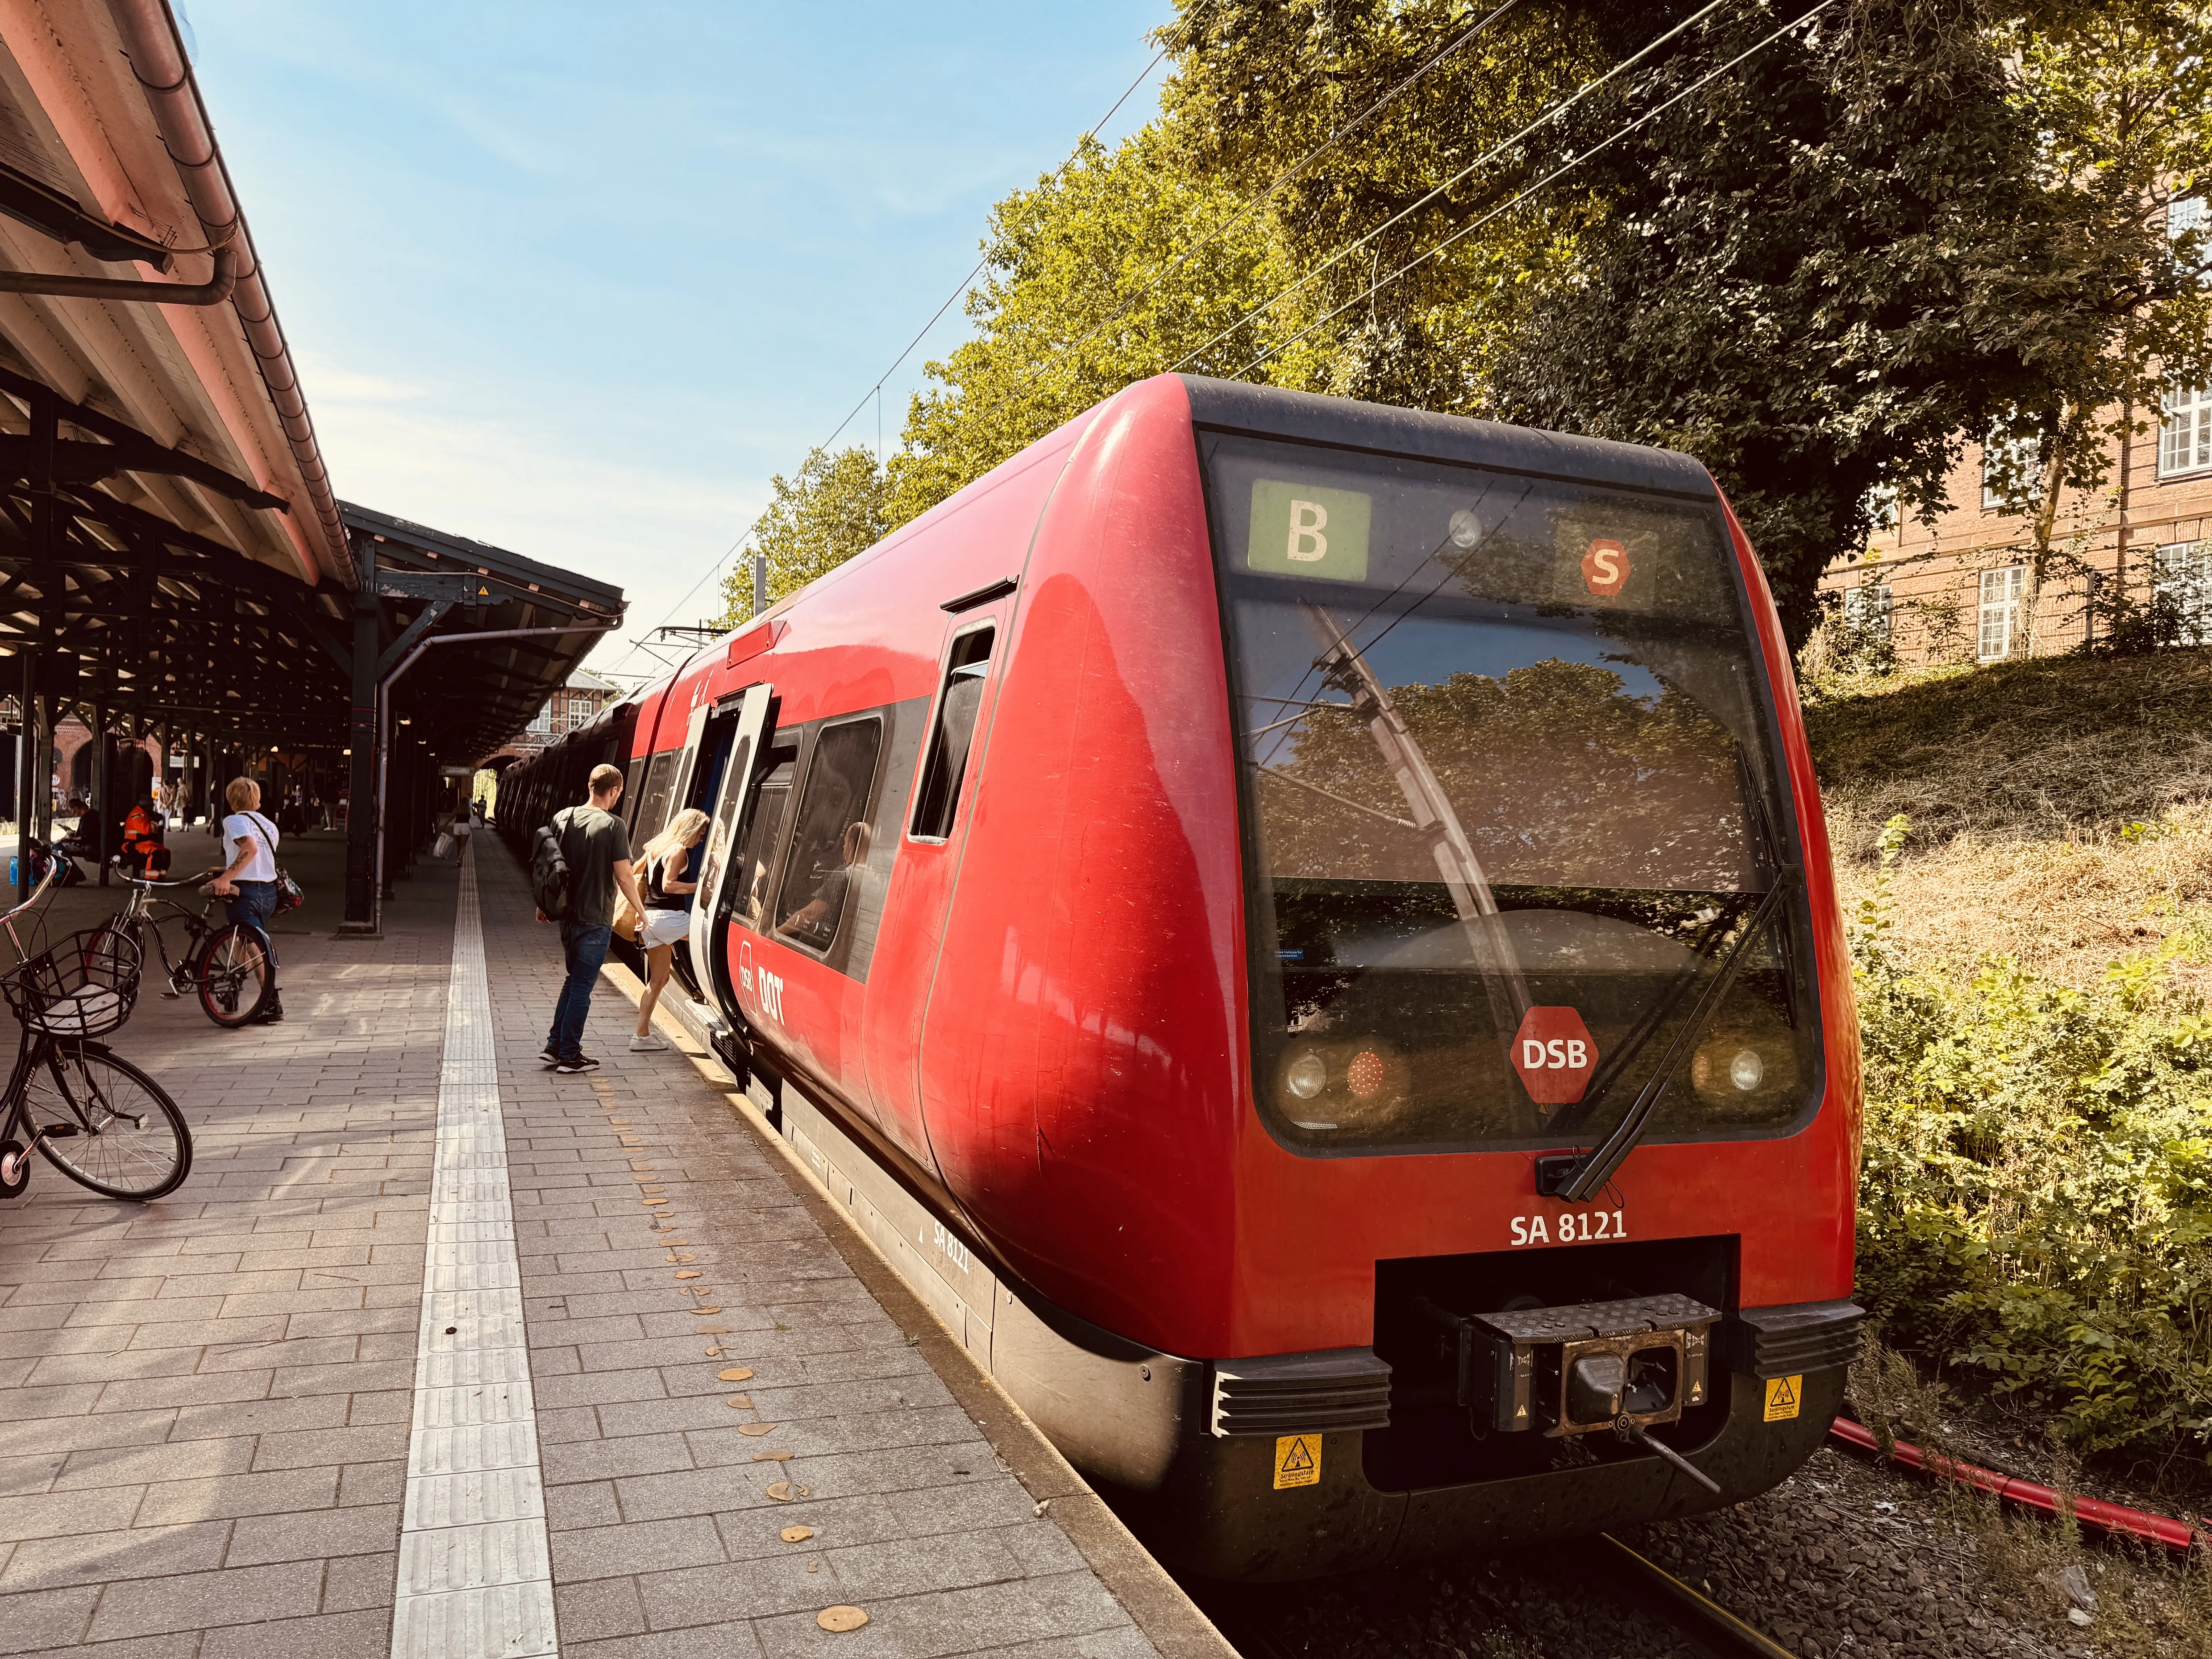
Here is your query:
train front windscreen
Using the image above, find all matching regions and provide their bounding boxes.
[1201,431,1820,1155]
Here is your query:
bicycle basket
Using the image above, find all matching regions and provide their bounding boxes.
[2,928,141,1037]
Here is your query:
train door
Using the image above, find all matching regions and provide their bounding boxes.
[863,609,1006,1168]
[668,703,710,826]
[689,684,773,1021]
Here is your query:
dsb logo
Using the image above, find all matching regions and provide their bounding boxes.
[1511,1006,1598,1105]
[738,940,785,1023]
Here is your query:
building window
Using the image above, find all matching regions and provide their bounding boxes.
[1844,584,1893,639]
[1862,483,1898,534]
[1978,566,2025,661]
[1982,434,2042,509]
[2156,541,2212,644]
[2162,385,2212,477]
[2170,196,2205,240]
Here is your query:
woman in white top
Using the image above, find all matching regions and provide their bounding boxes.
[207,776,283,1024]
[630,808,708,1052]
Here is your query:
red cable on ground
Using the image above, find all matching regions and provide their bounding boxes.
[1827,1418,2204,1553]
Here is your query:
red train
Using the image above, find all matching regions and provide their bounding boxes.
[499,374,1862,1580]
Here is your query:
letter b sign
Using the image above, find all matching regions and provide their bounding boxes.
[1286,500,1328,562]
[1511,1006,1599,1106]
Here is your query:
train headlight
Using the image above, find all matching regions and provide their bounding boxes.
[1346,1050,1387,1099]
[1728,1048,1764,1092]
[1285,1051,1328,1100]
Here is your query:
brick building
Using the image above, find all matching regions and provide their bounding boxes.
[481,667,621,766]
[1817,391,2212,667]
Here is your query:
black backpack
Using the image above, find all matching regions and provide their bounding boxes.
[531,810,575,919]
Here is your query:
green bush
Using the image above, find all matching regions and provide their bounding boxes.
[1851,815,2212,1456]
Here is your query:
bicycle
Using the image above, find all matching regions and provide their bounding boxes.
[89,862,276,1029]
[0,885,191,1202]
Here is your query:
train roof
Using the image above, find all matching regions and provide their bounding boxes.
[627,376,1725,720]
[1177,375,1719,503]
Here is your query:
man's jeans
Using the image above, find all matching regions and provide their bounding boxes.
[226,880,280,986]
[548,921,613,1062]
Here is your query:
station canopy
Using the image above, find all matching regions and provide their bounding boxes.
[0,0,621,767]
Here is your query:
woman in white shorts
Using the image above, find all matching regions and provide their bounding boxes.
[632,808,709,1051]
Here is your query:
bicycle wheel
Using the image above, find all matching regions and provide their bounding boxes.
[82,919,132,981]
[197,924,273,1028]
[27,1044,191,1200]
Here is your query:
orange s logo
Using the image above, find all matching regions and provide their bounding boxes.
[1581,538,1631,598]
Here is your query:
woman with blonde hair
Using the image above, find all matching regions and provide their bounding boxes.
[207,776,283,1024]
[630,807,709,1052]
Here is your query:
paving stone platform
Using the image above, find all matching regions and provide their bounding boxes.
[0,827,1214,1658]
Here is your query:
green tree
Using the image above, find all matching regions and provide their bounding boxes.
[1164,0,2212,648]
[1978,0,2212,651]
[889,123,1288,526]
[1161,0,1607,407]
[717,445,888,628]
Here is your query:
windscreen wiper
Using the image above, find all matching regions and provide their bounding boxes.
[1301,603,1533,1031]
[1537,867,1800,1201]
[1561,891,1754,1126]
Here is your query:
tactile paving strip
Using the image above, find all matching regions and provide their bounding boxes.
[390,845,558,1659]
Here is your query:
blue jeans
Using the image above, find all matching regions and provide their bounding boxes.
[548,921,612,1062]
[225,881,279,987]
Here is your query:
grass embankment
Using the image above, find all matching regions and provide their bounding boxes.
[1807,650,2212,1479]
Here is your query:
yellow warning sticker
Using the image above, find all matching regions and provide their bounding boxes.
[1764,1374,1803,1422]
[1273,1433,1321,1490]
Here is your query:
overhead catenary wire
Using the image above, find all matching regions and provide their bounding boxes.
[1233,0,1836,775]
[599,534,751,680]
[1221,0,1839,386]
[615,7,1223,684]
[1157,0,1733,382]
[964,0,1530,431]
[805,0,1221,462]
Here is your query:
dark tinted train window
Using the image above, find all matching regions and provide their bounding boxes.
[635,750,678,839]
[622,757,646,827]
[910,627,993,840]
[775,720,884,952]
[729,755,795,934]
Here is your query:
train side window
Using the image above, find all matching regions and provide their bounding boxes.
[622,757,646,827]
[775,720,884,952]
[635,749,678,837]
[728,752,796,934]
[909,626,994,841]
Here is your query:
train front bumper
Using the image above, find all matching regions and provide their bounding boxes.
[1114,1362,1848,1582]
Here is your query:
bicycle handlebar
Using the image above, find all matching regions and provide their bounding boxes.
[107,858,224,890]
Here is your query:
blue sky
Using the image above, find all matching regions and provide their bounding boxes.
[184,2,1181,683]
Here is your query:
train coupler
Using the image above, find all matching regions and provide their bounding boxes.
[1416,1292,1722,1439]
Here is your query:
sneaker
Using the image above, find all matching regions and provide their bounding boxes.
[572,1053,602,1069]
[554,1059,589,1075]
[538,1046,559,1065]
[251,997,285,1025]
[629,1033,668,1052]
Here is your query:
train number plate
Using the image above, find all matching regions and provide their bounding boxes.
[1510,1210,1625,1247]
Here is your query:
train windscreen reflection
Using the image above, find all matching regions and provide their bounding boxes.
[1202,433,1820,1155]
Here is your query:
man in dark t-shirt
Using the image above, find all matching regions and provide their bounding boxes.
[538,764,646,1072]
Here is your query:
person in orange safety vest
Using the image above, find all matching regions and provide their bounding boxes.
[120,795,168,876]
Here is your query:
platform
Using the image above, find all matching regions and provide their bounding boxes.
[0,830,1223,1657]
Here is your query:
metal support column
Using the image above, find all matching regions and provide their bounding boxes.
[15,389,55,902]
[341,540,382,933]
[93,701,108,885]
